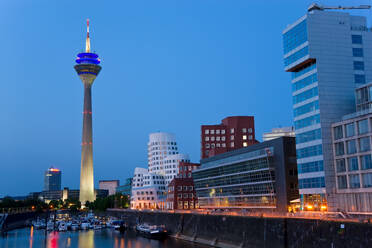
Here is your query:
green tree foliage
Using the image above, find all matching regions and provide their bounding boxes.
[86,193,130,212]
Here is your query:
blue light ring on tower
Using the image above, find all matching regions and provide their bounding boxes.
[76,52,101,65]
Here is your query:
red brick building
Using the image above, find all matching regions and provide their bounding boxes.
[201,116,258,159]
[166,162,200,210]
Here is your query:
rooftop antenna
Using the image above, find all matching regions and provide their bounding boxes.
[86,19,90,53]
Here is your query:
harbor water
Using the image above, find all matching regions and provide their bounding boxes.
[0,227,210,248]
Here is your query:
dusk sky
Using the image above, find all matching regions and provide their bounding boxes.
[1,0,370,197]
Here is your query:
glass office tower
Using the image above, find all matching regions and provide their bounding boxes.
[283,9,372,211]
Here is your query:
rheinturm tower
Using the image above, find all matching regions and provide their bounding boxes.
[74,19,101,205]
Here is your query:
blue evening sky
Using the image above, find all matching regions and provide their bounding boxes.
[0,0,370,197]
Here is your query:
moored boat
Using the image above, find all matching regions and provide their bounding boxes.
[136,223,168,239]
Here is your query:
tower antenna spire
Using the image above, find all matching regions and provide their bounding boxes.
[86,19,90,53]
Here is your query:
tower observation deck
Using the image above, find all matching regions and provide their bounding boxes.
[74,19,101,206]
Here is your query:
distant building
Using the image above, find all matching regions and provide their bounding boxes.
[201,116,258,159]
[116,178,133,196]
[99,180,120,195]
[130,167,166,209]
[44,167,61,191]
[36,188,108,203]
[263,127,295,141]
[193,137,299,212]
[331,83,372,212]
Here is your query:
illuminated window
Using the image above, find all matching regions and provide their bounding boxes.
[222,143,226,147]
[216,136,220,141]
[230,128,234,134]
[211,136,215,141]
[205,130,209,134]
[210,130,215,134]
[243,142,248,147]
[243,135,247,140]
[216,130,220,134]
[221,130,226,134]
[221,136,226,141]
[231,135,235,140]
[242,128,247,133]
[231,142,234,148]
[205,137,209,141]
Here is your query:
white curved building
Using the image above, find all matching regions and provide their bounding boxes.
[148,133,179,175]
[131,167,167,209]
[163,154,190,185]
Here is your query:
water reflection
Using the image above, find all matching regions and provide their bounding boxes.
[78,230,94,248]
[0,228,210,248]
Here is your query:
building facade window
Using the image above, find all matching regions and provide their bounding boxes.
[351,35,362,44]
[361,155,372,170]
[353,61,364,71]
[349,174,360,188]
[352,48,364,57]
[346,123,355,137]
[293,100,319,117]
[293,86,318,104]
[337,175,347,189]
[292,73,318,92]
[335,142,344,156]
[346,140,357,154]
[358,119,369,134]
[359,137,370,152]
[362,173,372,188]
[298,160,323,173]
[297,144,322,159]
[334,126,343,140]
[336,159,346,172]
[348,157,359,171]
[355,74,366,84]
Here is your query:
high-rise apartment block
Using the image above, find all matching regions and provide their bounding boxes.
[201,116,257,159]
[44,167,61,191]
[283,8,372,210]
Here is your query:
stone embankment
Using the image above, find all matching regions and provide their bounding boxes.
[107,209,372,248]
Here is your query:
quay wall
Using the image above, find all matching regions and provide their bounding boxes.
[1,212,38,232]
[106,209,372,248]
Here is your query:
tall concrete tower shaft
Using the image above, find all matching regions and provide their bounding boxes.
[74,19,101,205]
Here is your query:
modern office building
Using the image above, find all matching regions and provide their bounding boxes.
[163,153,190,185]
[148,133,179,174]
[193,137,299,212]
[201,116,257,159]
[99,180,120,195]
[332,83,372,212]
[166,178,198,210]
[116,178,133,196]
[282,7,372,210]
[263,127,295,141]
[44,167,61,191]
[130,167,167,209]
[74,19,102,205]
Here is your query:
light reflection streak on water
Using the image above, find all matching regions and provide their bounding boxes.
[47,231,59,248]
[29,226,33,248]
